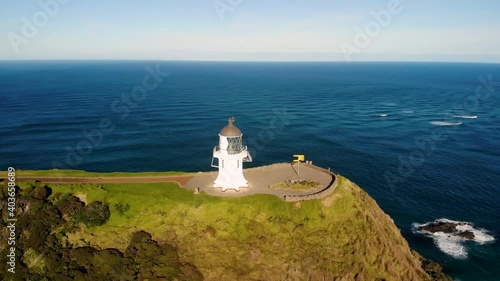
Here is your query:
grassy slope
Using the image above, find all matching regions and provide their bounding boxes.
[8,169,190,178]
[24,176,432,281]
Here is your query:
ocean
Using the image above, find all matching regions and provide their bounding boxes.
[0,61,499,280]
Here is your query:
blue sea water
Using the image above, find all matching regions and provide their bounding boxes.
[0,61,499,280]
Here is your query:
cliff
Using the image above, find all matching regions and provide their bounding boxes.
[165,175,446,280]
[2,172,450,280]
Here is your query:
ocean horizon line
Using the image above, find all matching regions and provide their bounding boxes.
[1,59,500,65]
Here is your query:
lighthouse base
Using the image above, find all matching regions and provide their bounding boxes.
[212,153,251,192]
[213,178,249,192]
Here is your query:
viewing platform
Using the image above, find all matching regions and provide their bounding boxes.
[184,162,337,201]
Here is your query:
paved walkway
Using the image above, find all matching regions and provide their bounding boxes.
[14,175,195,186]
[184,163,334,198]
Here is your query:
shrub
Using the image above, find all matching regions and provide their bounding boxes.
[75,201,111,227]
[114,203,131,215]
[32,185,51,200]
[125,231,184,280]
[57,195,84,218]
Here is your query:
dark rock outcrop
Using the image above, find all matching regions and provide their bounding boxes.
[418,220,475,239]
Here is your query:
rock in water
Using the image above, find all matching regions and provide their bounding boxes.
[457,231,475,240]
[417,220,475,240]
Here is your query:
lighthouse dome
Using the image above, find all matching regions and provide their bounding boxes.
[220,117,242,136]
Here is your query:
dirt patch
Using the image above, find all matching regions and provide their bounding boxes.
[249,248,262,267]
[74,193,88,205]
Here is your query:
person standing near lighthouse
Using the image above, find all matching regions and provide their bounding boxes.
[211,117,252,191]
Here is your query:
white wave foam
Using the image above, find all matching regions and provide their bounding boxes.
[377,113,389,117]
[455,224,495,244]
[430,121,463,126]
[433,232,468,259]
[453,115,478,119]
[412,218,495,259]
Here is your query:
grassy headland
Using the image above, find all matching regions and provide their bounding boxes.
[9,174,450,280]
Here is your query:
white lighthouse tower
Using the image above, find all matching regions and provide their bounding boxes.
[211,117,252,191]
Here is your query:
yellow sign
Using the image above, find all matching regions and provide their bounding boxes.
[293,154,305,162]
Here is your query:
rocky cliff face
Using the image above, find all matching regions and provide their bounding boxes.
[164,176,449,281]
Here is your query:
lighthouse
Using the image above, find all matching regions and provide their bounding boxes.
[211,117,252,191]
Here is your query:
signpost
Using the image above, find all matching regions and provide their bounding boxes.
[293,154,305,176]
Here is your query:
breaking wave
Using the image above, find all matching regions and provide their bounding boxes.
[453,115,478,119]
[430,121,463,126]
[377,113,389,117]
[412,218,495,259]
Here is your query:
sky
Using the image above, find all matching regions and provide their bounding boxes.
[1,0,499,62]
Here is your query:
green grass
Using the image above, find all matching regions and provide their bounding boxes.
[270,180,320,191]
[7,169,191,178]
[15,175,434,281]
